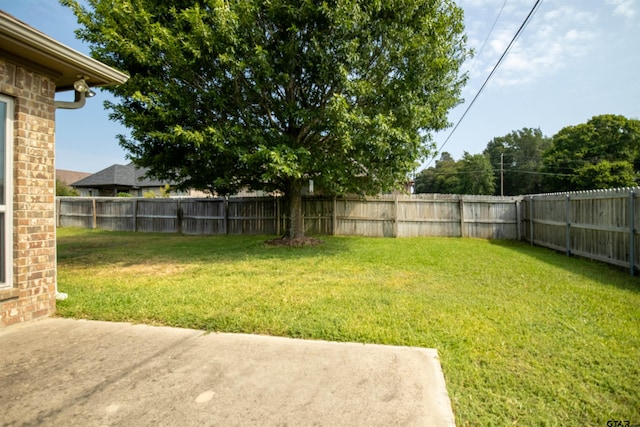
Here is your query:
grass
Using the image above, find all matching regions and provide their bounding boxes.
[56,227,640,426]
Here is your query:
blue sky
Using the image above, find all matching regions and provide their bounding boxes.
[1,0,639,173]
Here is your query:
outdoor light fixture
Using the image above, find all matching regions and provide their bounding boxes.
[54,76,95,109]
[72,77,96,97]
[73,77,90,93]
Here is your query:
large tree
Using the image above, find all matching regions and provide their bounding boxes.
[542,115,640,192]
[483,128,550,196]
[62,0,468,240]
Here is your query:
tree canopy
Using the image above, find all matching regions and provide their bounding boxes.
[483,128,550,196]
[414,152,459,194]
[416,116,640,196]
[542,115,640,192]
[62,0,469,239]
[413,151,494,195]
[457,152,495,195]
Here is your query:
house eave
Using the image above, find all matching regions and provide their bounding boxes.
[0,10,129,92]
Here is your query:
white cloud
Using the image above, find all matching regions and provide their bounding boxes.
[460,0,504,8]
[606,0,636,18]
[463,3,600,87]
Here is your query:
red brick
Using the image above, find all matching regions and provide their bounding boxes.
[1,59,57,329]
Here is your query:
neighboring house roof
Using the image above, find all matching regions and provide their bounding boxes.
[56,169,91,185]
[71,163,166,189]
[0,10,128,92]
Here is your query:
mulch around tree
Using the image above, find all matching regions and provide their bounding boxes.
[264,237,325,247]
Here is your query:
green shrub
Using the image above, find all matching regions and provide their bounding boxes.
[55,178,79,196]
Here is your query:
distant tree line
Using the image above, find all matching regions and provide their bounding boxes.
[414,114,640,195]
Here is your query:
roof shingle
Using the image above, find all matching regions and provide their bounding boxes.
[71,163,166,188]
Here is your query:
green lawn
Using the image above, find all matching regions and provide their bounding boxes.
[56,227,640,426]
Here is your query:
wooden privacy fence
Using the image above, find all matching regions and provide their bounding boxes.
[521,187,640,275]
[56,194,521,239]
[57,189,640,274]
[304,195,520,239]
[56,197,280,235]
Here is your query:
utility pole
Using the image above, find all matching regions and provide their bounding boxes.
[500,153,504,197]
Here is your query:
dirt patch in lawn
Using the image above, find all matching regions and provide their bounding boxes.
[94,262,190,277]
[264,237,325,247]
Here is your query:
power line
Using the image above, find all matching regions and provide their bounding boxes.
[419,168,574,177]
[426,0,544,168]
[628,107,640,116]
[468,0,509,76]
[506,170,574,177]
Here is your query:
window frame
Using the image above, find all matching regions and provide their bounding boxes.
[0,94,14,289]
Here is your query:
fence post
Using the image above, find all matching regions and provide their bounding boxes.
[565,194,571,256]
[176,199,182,234]
[332,197,337,236]
[56,198,61,227]
[394,195,399,237]
[630,190,635,276]
[515,199,521,241]
[529,196,534,246]
[224,197,229,235]
[275,196,280,236]
[132,199,138,232]
[92,198,97,229]
[459,197,465,237]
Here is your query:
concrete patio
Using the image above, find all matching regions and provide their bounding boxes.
[0,318,456,426]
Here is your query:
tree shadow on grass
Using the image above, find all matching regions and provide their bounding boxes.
[488,239,640,294]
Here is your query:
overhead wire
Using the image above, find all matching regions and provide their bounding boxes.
[419,168,575,177]
[468,0,509,76]
[425,0,544,168]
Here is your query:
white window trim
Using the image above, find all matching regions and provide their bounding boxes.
[0,94,14,288]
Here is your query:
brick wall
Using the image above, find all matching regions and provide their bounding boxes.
[0,57,57,327]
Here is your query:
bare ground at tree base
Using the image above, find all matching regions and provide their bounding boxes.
[264,237,325,247]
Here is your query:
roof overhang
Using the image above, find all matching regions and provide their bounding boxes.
[0,10,128,92]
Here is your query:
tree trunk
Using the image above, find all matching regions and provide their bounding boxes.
[283,178,304,239]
